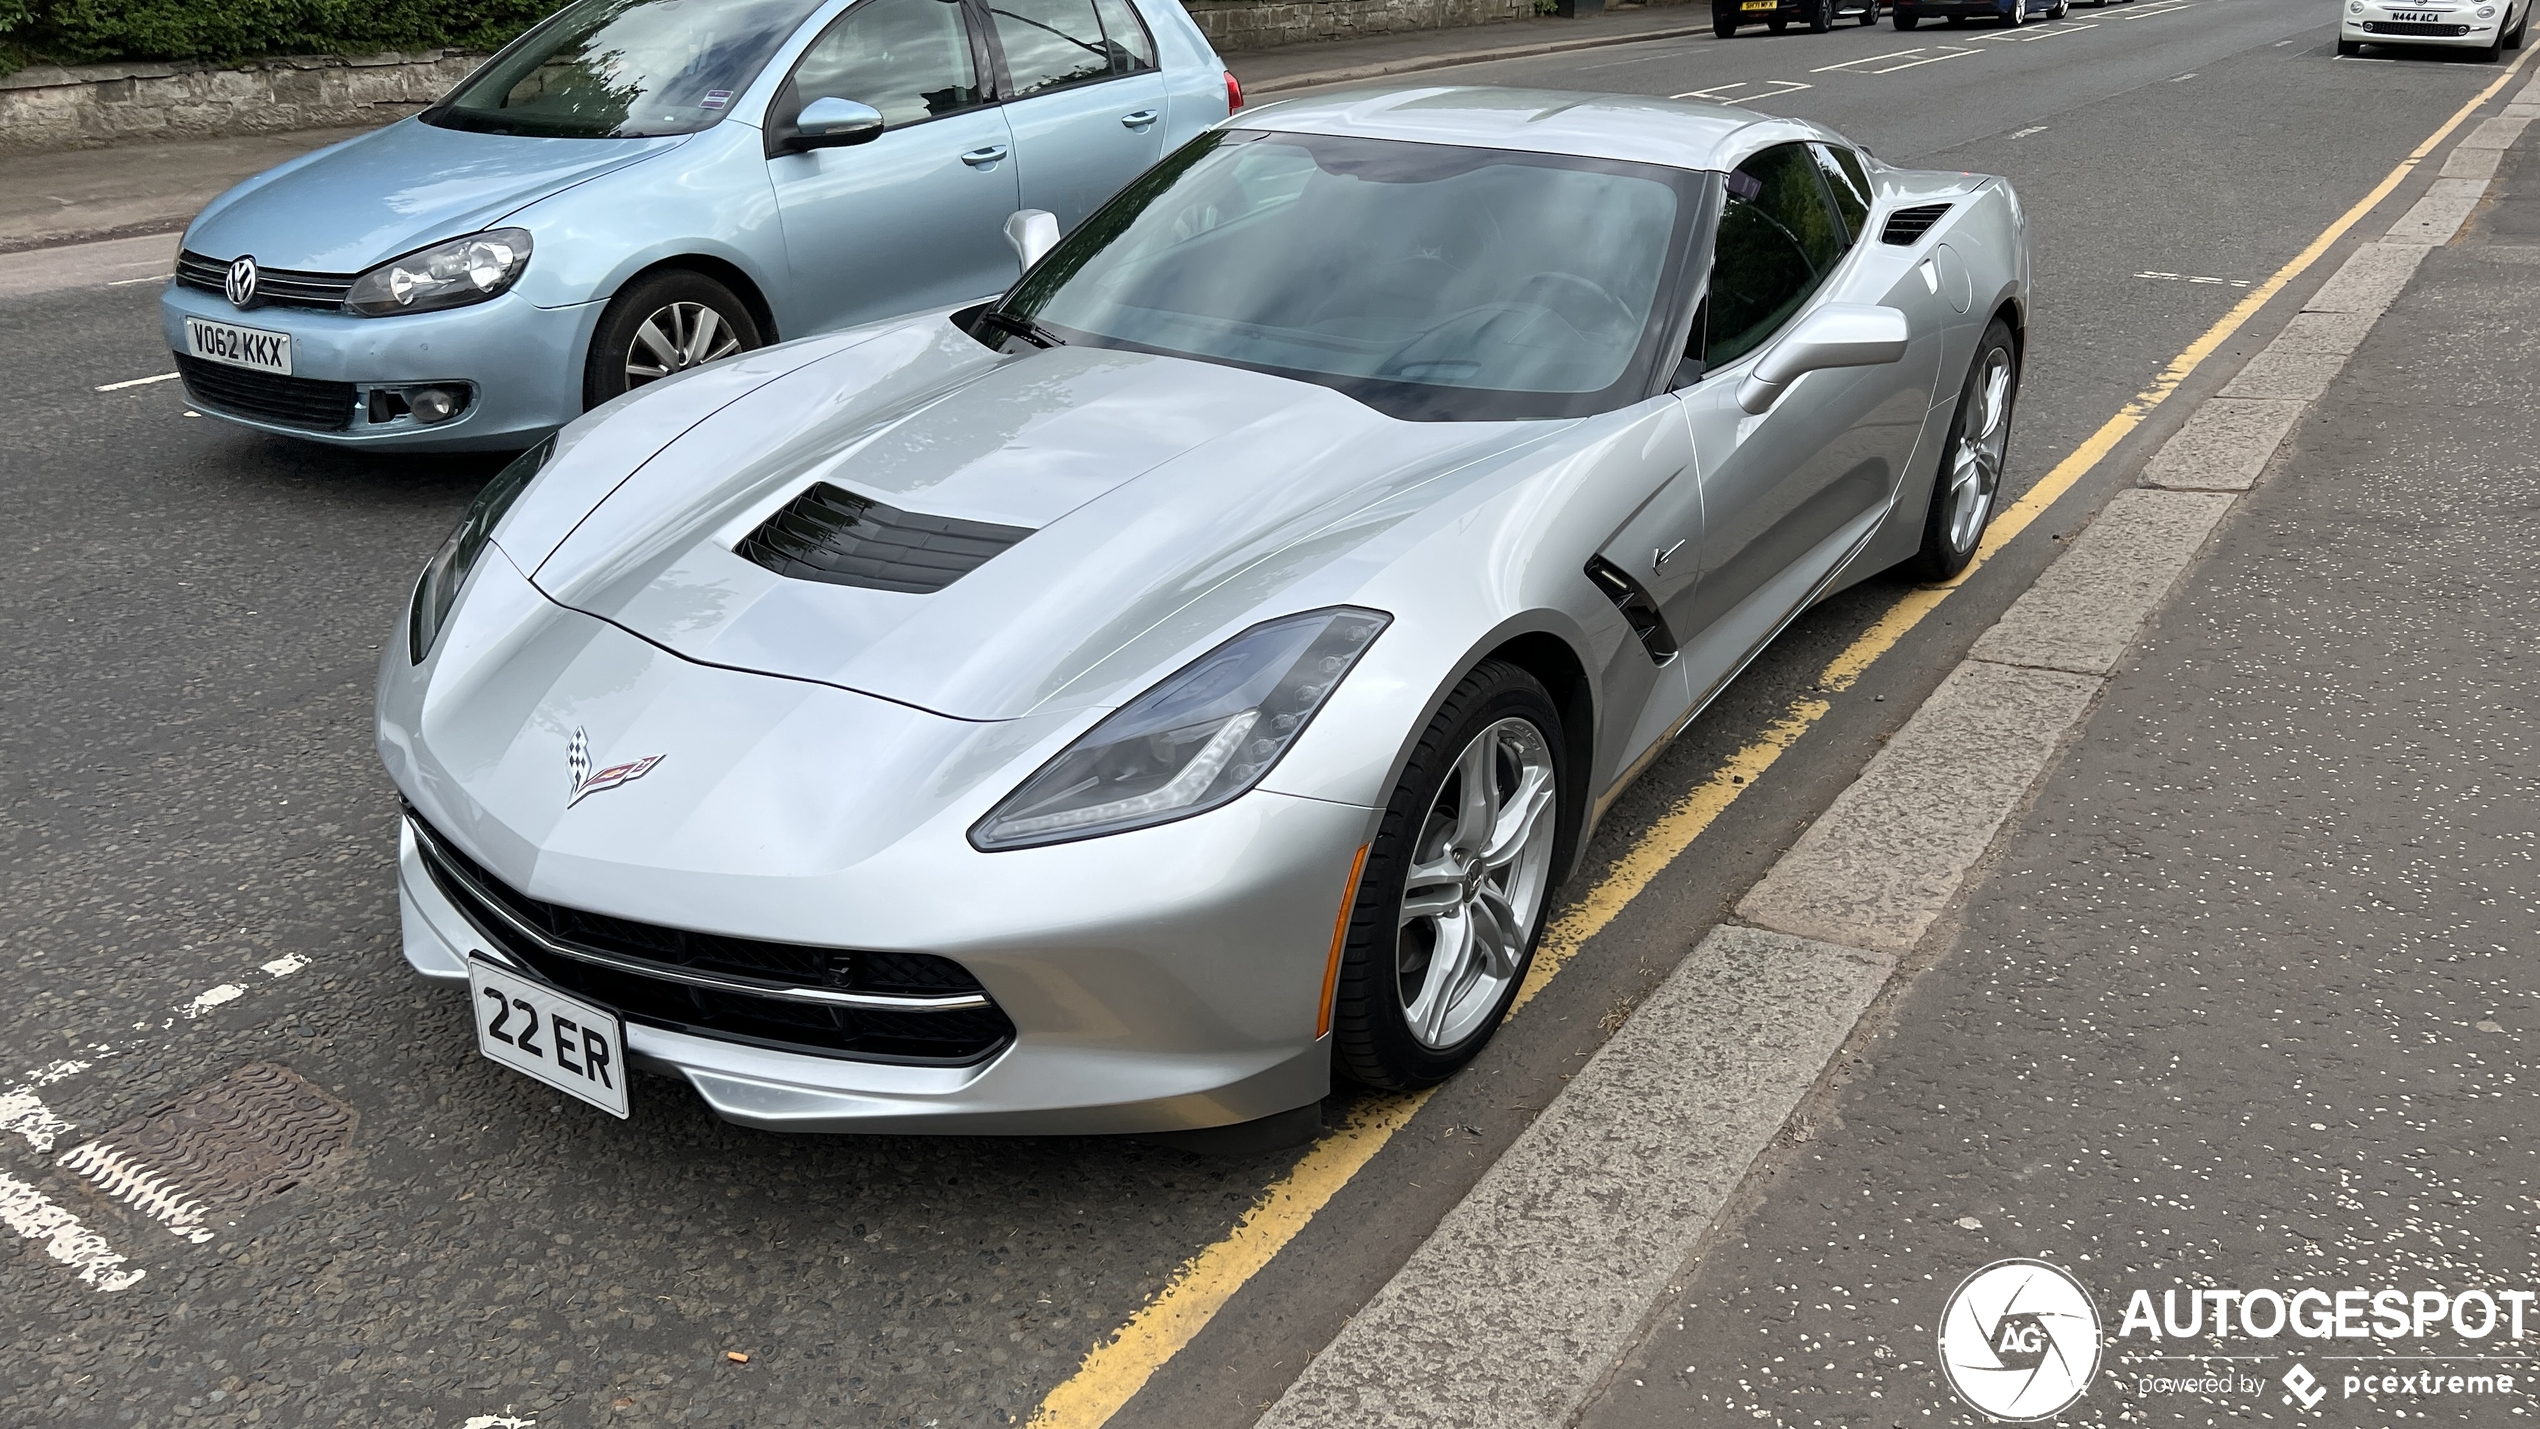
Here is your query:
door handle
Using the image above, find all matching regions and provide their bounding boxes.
[1119,109,1159,129]
[960,144,1010,167]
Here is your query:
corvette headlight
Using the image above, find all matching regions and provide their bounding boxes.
[409,437,551,663]
[348,229,532,317]
[971,607,1390,850]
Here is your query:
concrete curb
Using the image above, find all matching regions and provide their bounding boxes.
[1248,61,2540,1429]
[1254,927,1892,1429]
[1247,23,1710,94]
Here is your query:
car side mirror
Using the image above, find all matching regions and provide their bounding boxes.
[1005,209,1061,271]
[784,97,884,152]
[1736,303,1912,414]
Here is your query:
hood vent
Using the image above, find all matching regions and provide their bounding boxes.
[1880,204,1953,246]
[736,482,1034,595]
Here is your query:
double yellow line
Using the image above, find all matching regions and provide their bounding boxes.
[1026,51,2532,1428]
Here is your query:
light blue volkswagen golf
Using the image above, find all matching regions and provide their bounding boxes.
[161,0,1237,450]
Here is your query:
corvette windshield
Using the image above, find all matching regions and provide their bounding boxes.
[426,0,825,138]
[998,131,1702,421]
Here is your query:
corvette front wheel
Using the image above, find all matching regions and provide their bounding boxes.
[1332,660,1570,1091]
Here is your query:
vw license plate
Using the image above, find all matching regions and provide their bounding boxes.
[184,316,292,375]
[468,955,629,1118]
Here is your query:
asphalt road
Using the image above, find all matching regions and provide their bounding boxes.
[0,5,2516,1425]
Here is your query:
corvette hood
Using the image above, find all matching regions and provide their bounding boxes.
[185,119,685,273]
[529,320,1545,721]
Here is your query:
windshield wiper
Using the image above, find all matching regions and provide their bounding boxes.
[978,309,1066,350]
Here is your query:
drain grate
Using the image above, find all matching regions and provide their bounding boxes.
[56,1063,355,1243]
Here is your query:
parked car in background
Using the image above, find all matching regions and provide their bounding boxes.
[1894,0,2064,25]
[160,0,1237,450]
[1715,0,1879,37]
[2340,0,2527,59]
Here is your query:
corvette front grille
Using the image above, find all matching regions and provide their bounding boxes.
[407,810,1015,1066]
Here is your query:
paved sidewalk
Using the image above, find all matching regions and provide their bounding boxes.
[0,127,366,253]
[1232,3,1709,92]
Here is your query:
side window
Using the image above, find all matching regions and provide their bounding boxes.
[1702,143,1850,369]
[989,0,1114,95]
[789,0,982,129]
[1811,143,1872,245]
[1091,0,1158,72]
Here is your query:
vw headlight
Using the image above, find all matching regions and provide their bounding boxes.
[348,229,532,317]
[409,437,551,663]
[971,608,1391,850]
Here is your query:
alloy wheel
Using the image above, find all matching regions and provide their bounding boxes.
[1947,346,2015,552]
[625,301,743,388]
[1395,717,1558,1050]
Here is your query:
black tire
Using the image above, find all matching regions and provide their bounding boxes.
[1861,2,1882,24]
[1908,319,2020,581]
[1895,8,1920,25]
[1331,661,1574,1092]
[1809,0,1835,30]
[2000,0,2024,24]
[2337,37,2363,54]
[2510,6,2527,46]
[2481,30,2506,58]
[582,269,764,410]
[1715,8,1739,34]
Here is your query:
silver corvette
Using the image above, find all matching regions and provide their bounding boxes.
[378,86,2028,1133]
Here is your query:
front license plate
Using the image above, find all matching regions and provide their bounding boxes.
[183,316,292,375]
[468,955,629,1118]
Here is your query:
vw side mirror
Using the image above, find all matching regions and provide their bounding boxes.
[784,97,884,152]
[1736,303,1912,414]
[1006,209,1061,271]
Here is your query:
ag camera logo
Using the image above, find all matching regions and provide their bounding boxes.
[1938,1259,2103,1420]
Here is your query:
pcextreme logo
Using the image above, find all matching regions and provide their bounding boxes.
[1937,1259,2104,1421]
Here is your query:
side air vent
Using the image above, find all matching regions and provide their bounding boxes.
[736,482,1033,595]
[1585,555,1677,664]
[1881,203,1953,246]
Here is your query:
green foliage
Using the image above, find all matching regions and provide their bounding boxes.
[4,0,555,71]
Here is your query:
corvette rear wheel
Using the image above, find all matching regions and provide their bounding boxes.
[583,270,764,410]
[1332,661,1569,1091]
[1910,319,2020,580]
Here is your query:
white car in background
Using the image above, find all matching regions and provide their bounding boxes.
[2340,0,2527,58]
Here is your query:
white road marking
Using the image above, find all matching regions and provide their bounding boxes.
[0,1091,77,1153]
[2137,270,2252,287]
[105,272,172,286]
[94,372,178,392]
[261,954,309,978]
[1669,78,1813,101]
[2009,124,2050,138]
[1810,46,1937,71]
[55,1140,216,1244]
[1862,45,1982,72]
[1985,20,2099,40]
[461,1415,537,1429]
[0,1172,146,1291]
[2171,70,2199,80]
[180,984,247,1018]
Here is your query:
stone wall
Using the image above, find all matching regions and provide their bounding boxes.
[0,50,481,155]
[1188,0,1533,52]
